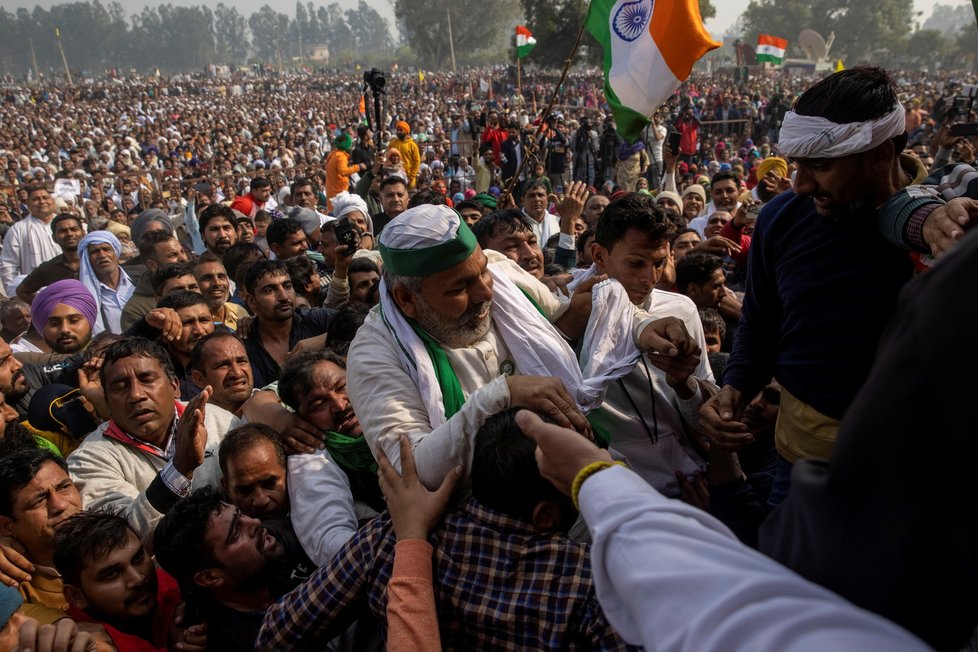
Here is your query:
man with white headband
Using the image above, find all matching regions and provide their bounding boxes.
[700,66,976,502]
[347,203,695,488]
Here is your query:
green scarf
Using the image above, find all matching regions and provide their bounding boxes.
[410,320,466,419]
[323,430,378,473]
[384,287,609,447]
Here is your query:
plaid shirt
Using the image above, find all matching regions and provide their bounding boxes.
[257,498,636,650]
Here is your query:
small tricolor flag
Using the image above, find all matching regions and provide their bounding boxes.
[756,34,788,65]
[516,26,536,59]
[586,0,720,143]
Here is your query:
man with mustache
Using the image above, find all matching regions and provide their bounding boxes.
[78,231,135,335]
[471,209,545,279]
[687,172,740,238]
[188,332,253,417]
[0,186,61,297]
[67,338,237,540]
[153,291,215,401]
[155,486,328,652]
[240,259,335,388]
[53,512,197,651]
[120,230,191,331]
[0,338,30,419]
[16,213,83,305]
[0,449,83,623]
[347,203,697,489]
[197,205,238,257]
[218,420,357,567]
[190,254,249,333]
[278,350,383,523]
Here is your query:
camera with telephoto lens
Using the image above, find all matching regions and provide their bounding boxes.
[334,217,359,256]
[364,68,386,94]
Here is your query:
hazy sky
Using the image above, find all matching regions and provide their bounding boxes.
[0,0,972,38]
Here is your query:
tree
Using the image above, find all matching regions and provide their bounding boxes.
[214,3,249,64]
[903,28,949,63]
[922,3,976,36]
[699,0,716,21]
[519,0,589,68]
[322,3,352,58]
[394,0,520,67]
[248,4,288,63]
[346,0,394,56]
[742,0,913,61]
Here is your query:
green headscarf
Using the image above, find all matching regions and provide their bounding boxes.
[334,133,353,153]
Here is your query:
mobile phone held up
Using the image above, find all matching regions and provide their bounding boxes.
[667,130,682,156]
[949,122,978,138]
[334,217,359,256]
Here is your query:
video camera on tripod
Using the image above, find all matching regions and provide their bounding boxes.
[947,84,978,138]
[363,68,386,150]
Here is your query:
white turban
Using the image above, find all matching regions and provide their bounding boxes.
[331,191,372,232]
[777,104,906,159]
[333,193,369,219]
[78,230,123,334]
[379,204,460,253]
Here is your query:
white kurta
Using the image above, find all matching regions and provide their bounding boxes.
[0,215,61,295]
[287,450,359,566]
[591,289,714,497]
[581,465,929,651]
[348,251,654,490]
[522,209,560,247]
[348,254,560,490]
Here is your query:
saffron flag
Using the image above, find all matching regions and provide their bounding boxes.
[586,0,720,143]
[516,26,537,58]
[757,34,788,64]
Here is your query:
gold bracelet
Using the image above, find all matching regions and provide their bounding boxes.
[571,460,625,510]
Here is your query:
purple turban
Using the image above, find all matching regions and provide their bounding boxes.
[32,279,98,333]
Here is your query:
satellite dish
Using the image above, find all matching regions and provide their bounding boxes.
[798,29,828,62]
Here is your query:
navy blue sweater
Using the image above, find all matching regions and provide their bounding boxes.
[723,191,913,420]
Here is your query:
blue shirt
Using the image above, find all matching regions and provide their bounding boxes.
[724,190,913,419]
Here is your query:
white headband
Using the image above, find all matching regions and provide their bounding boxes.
[777,104,906,159]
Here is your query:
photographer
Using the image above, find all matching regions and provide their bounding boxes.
[351,125,375,169]
[501,123,533,196]
[571,118,599,186]
[598,116,620,186]
[538,115,570,191]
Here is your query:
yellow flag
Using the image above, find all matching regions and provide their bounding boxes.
[419,70,425,83]
[834,59,845,72]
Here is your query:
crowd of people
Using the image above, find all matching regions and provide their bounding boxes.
[0,61,972,651]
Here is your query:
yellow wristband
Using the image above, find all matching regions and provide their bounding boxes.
[571,460,626,510]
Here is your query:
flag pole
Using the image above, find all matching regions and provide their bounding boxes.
[517,56,522,105]
[446,8,457,73]
[28,37,40,83]
[54,28,73,85]
[504,22,587,200]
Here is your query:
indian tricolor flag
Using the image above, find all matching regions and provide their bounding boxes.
[586,0,720,143]
[516,26,537,59]
[757,34,788,65]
